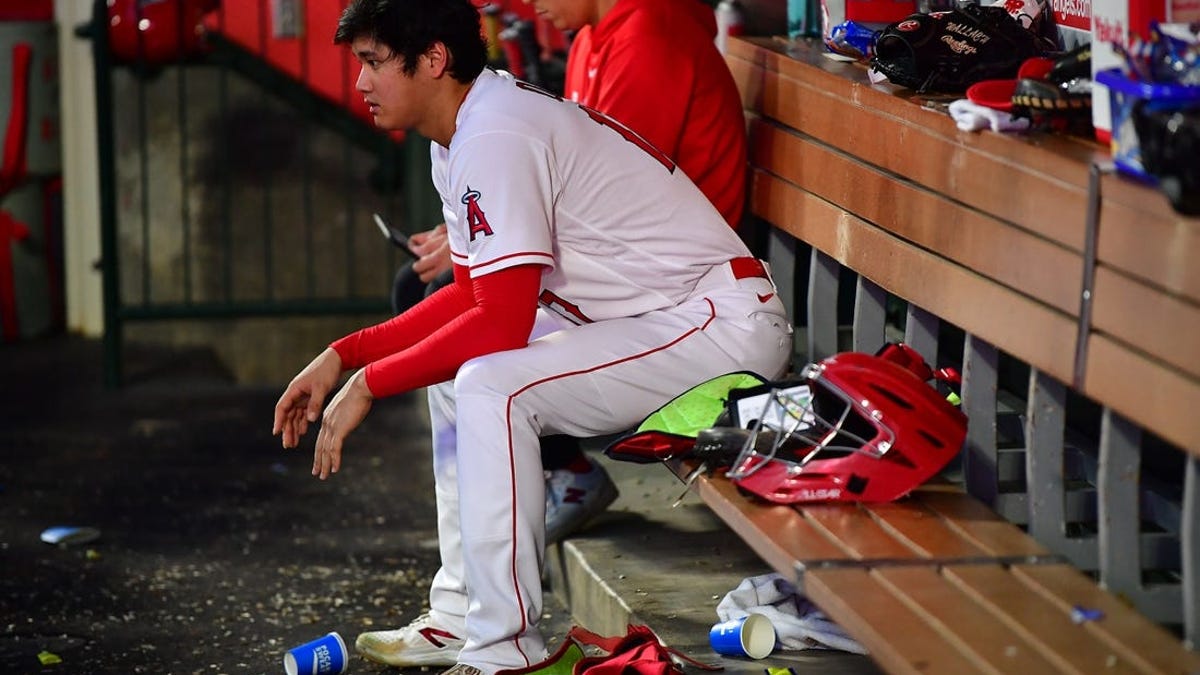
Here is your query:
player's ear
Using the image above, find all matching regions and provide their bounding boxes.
[423,42,451,78]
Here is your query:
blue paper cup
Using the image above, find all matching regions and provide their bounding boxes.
[284,631,348,675]
[709,613,775,659]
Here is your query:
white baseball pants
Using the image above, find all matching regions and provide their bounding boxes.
[423,264,792,673]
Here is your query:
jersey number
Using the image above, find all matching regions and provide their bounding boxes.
[515,81,676,173]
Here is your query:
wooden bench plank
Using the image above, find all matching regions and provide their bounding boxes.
[750,121,1083,315]
[1082,335,1200,456]
[1091,265,1200,381]
[751,169,1078,384]
[670,462,851,576]
[862,499,993,558]
[799,504,923,559]
[728,37,1099,175]
[944,565,1144,674]
[731,38,1098,251]
[872,566,1067,673]
[1096,173,1200,303]
[914,486,1050,557]
[725,45,766,116]
[806,567,993,675]
[1013,564,1200,674]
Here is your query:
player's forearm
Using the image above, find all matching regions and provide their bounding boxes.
[362,305,503,397]
[330,269,473,369]
[363,264,542,398]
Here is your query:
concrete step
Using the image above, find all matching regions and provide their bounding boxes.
[543,452,882,675]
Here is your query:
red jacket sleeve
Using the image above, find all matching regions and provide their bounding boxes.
[330,264,543,398]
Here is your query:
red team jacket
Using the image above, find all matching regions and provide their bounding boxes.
[563,0,748,229]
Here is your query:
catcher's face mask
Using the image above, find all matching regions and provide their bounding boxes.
[727,345,968,504]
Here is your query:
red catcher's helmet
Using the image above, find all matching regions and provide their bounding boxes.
[726,344,967,503]
[107,0,218,65]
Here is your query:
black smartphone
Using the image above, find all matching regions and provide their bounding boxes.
[373,213,418,259]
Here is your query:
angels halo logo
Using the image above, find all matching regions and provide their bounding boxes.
[461,187,494,241]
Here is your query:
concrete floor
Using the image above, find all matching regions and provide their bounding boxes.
[0,335,880,674]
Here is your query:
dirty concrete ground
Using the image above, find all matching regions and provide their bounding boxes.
[1,335,881,675]
[0,335,575,675]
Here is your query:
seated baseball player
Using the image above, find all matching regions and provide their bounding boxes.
[389,0,751,555]
[271,1,791,674]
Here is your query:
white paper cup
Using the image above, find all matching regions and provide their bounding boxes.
[284,631,348,675]
[708,613,776,659]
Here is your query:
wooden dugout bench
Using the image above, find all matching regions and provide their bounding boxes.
[670,36,1200,674]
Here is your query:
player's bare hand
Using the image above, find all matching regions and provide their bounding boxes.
[414,238,452,283]
[272,347,343,449]
[312,369,374,480]
[408,223,447,253]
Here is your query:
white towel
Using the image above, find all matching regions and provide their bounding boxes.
[715,573,868,655]
[948,99,1031,133]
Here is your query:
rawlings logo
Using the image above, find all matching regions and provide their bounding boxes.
[940,35,979,54]
[945,21,990,43]
[461,187,494,241]
[896,19,921,31]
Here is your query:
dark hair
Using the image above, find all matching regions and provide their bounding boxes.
[335,0,487,83]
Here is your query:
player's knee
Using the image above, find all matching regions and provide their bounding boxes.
[454,355,514,401]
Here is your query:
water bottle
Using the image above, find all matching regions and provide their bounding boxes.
[715,0,745,54]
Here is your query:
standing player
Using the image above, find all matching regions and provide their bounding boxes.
[271,1,791,673]
[388,0,751,562]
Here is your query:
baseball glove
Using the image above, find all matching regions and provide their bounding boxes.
[870,3,1054,94]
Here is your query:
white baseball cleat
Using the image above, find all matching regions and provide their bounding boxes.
[545,456,619,544]
[355,612,464,667]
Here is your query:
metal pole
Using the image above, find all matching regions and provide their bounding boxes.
[89,0,122,387]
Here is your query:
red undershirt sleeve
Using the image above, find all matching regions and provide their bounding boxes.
[330,263,543,399]
[330,264,475,368]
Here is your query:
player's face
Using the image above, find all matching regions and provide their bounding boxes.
[523,0,597,31]
[351,37,425,132]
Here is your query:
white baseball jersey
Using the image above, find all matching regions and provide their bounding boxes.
[432,68,752,323]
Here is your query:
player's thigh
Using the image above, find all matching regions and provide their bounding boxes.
[456,307,764,437]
